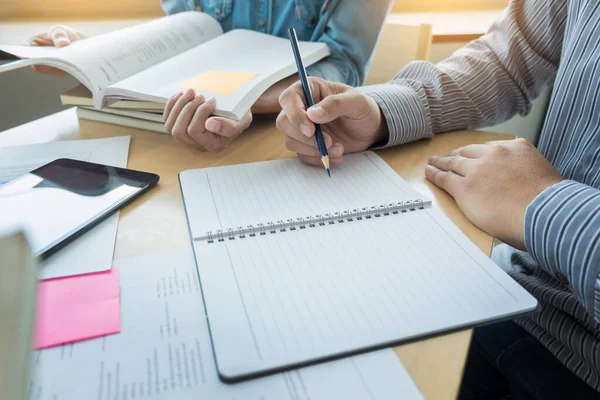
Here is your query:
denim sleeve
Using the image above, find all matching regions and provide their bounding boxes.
[525,180,600,323]
[306,0,391,86]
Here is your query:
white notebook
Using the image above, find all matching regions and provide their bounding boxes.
[179,151,538,381]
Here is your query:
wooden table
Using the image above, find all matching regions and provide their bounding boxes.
[0,109,512,399]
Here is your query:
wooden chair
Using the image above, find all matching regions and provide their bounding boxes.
[364,22,433,85]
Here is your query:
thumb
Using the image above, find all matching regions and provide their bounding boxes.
[307,91,369,124]
[49,25,74,47]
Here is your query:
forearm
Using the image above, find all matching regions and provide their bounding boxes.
[525,180,600,323]
[363,0,567,148]
[306,54,355,85]
[305,0,391,86]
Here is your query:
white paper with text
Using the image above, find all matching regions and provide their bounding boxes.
[29,249,423,400]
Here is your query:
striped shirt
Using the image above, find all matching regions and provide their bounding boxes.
[363,0,600,391]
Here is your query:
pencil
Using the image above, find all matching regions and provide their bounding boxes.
[287,28,331,177]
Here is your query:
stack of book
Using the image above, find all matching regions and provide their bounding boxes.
[0,11,329,133]
[61,85,167,133]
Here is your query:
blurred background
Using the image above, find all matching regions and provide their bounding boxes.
[0,0,550,143]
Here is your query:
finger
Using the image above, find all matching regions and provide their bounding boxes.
[298,153,345,168]
[447,144,487,159]
[428,155,473,177]
[48,25,83,47]
[424,165,463,197]
[306,91,368,124]
[206,111,252,139]
[187,99,231,152]
[48,25,72,47]
[276,111,329,147]
[187,97,216,138]
[176,128,205,150]
[171,94,206,142]
[278,82,315,137]
[285,134,336,157]
[27,34,53,46]
[190,128,229,152]
[286,136,321,157]
[163,91,184,123]
[167,96,206,150]
[164,89,196,133]
[286,137,341,157]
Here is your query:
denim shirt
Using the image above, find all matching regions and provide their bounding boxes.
[161,0,391,86]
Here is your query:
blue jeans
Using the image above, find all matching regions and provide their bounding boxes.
[458,320,598,400]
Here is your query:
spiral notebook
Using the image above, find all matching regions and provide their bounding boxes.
[179,151,538,382]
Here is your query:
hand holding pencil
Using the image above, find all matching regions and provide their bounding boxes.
[276,75,387,168]
[281,28,387,170]
[287,28,331,175]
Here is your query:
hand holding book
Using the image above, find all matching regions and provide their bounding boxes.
[13,13,329,153]
[163,89,252,152]
[28,25,86,76]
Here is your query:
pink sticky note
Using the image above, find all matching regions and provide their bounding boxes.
[33,267,120,349]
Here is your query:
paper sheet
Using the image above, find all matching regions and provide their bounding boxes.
[33,268,120,349]
[29,249,423,400]
[0,136,130,279]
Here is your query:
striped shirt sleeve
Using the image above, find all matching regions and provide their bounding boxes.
[362,0,568,147]
[525,180,600,323]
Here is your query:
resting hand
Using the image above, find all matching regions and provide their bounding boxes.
[164,89,252,152]
[28,25,86,76]
[425,138,563,250]
[276,77,386,167]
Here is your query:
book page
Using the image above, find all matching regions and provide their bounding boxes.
[104,29,329,119]
[0,12,222,96]
[193,206,538,379]
[180,152,424,239]
[30,249,424,400]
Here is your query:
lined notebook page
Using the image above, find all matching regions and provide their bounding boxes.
[193,208,538,380]
[179,152,422,238]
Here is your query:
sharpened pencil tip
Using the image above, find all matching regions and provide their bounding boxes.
[321,155,330,176]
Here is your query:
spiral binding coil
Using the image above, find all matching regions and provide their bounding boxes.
[203,199,430,243]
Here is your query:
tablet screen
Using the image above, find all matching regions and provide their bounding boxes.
[0,158,158,257]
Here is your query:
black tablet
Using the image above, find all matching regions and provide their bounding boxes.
[0,158,159,258]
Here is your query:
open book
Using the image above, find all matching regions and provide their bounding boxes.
[179,151,538,381]
[0,12,330,120]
